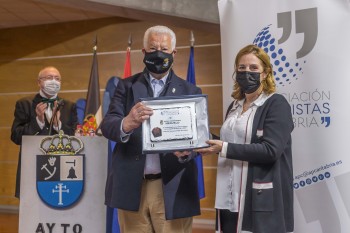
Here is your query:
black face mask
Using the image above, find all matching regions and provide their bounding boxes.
[143,50,174,74]
[236,71,261,94]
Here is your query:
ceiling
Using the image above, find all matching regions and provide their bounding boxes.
[0,0,113,30]
[0,0,220,32]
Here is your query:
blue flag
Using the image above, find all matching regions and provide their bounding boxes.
[106,44,132,232]
[106,141,120,233]
[187,46,205,199]
[103,77,121,233]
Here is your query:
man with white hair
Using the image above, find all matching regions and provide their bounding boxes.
[101,26,202,233]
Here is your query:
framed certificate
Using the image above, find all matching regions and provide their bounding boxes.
[141,94,210,153]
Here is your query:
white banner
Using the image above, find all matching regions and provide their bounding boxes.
[218,0,350,232]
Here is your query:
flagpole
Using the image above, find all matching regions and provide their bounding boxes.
[124,34,132,78]
[190,30,195,47]
[94,35,97,51]
[186,30,205,199]
[126,33,132,55]
[128,33,132,48]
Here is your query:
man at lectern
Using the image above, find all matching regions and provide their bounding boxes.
[10,66,78,198]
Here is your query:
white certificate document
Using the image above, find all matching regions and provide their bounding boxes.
[141,95,209,153]
[150,105,194,142]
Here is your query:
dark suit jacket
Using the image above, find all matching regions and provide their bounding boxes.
[11,93,78,197]
[101,70,202,220]
[225,94,294,233]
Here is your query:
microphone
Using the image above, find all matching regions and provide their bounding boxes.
[56,99,64,110]
[48,99,64,135]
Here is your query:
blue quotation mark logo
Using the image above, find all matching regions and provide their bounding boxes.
[321,116,331,127]
[253,26,305,86]
[253,8,318,87]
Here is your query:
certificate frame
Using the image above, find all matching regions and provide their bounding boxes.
[141,94,210,153]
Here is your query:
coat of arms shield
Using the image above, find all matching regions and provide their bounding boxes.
[36,130,84,208]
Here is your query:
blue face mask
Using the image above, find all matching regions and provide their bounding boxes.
[236,71,261,94]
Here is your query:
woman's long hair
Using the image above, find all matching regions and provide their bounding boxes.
[232,45,276,100]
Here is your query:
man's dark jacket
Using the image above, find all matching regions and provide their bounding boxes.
[11,94,78,197]
[101,70,202,220]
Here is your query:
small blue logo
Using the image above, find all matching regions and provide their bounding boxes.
[318,174,324,180]
[324,172,331,178]
[294,183,300,189]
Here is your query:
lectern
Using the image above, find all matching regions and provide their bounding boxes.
[19,133,108,233]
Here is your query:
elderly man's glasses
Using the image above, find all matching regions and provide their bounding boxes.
[40,75,61,81]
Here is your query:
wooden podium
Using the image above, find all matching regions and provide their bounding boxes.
[19,134,108,233]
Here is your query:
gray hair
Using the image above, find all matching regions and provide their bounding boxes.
[143,25,176,51]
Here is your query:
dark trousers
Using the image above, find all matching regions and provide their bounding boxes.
[216,209,239,233]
